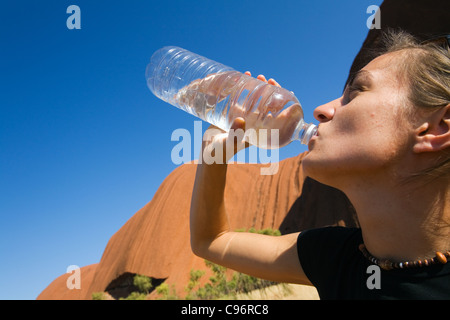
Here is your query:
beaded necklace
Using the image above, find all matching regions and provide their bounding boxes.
[359,244,450,271]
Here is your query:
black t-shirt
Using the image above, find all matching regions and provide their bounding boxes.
[297,226,450,300]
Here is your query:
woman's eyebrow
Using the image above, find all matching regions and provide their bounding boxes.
[344,70,374,93]
[350,70,373,85]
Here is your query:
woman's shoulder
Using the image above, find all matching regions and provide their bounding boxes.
[297,226,363,267]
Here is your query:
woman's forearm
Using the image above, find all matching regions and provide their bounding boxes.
[190,160,230,256]
[189,118,247,259]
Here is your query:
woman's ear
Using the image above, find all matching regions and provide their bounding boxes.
[413,104,450,154]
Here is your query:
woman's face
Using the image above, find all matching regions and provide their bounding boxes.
[303,52,415,187]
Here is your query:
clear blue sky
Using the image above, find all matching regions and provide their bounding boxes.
[0,0,382,299]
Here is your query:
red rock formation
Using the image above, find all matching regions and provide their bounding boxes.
[37,264,98,300]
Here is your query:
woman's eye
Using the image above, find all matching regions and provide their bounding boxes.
[347,84,366,101]
[348,88,359,99]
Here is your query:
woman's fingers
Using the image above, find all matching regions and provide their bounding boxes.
[202,117,249,164]
[268,78,281,87]
[227,117,250,157]
[230,117,246,131]
[246,71,281,88]
[256,74,267,82]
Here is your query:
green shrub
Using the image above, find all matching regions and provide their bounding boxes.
[155,282,179,300]
[184,260,283,300]
[119,274,153,300]
[133,274,152,294]
[91,292,107,300]
[120,291,147,300]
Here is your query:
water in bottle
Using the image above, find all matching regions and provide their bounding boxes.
[146,46,317,149]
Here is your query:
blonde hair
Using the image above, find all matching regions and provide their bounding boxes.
[379,30,450,181]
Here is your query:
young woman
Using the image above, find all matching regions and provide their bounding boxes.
[189,31,450,299]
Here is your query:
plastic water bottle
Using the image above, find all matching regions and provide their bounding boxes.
[146,46,317,149]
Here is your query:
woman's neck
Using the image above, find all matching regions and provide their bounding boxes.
[345,177,450,262]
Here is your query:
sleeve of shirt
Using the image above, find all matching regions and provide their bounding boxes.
[296,226,362,297]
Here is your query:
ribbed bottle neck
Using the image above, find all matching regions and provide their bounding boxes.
[292,120,317,145]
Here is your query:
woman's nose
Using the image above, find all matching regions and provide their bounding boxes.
[313,98,339,123]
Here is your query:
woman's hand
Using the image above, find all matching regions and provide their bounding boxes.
[202,117,249,164]
[200,71,284,163]
[245,71,281,87]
